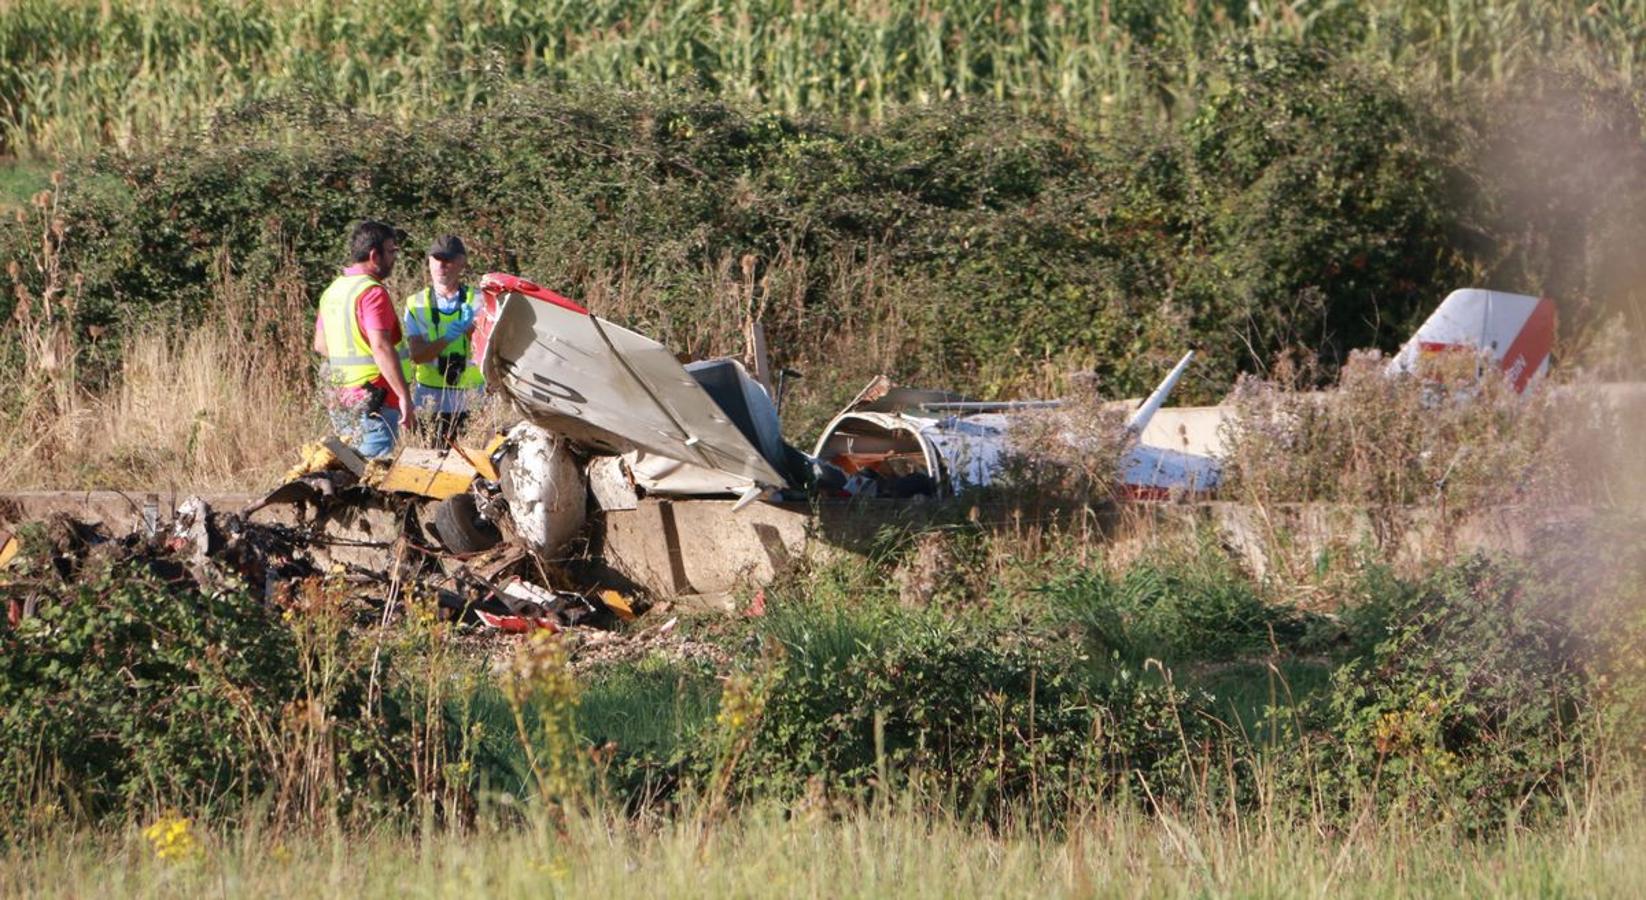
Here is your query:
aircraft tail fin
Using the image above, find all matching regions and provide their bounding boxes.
[1388,289,1556,393]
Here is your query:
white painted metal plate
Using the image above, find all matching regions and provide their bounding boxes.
[483,292,789,494]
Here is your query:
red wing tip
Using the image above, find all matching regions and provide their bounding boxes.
[480,272,590,315]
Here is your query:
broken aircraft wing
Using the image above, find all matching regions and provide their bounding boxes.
[813,350,1222,498]
[473,274,793,496]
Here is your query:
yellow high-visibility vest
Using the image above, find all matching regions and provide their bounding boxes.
[317,273,383,388]
[399,285,485,390]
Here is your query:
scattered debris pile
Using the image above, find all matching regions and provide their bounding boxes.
[0,432,654,643]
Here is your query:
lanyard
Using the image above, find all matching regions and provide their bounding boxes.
[428,285,468,337]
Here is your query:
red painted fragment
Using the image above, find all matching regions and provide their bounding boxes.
[480,273,589,315]
[475,609,560,633]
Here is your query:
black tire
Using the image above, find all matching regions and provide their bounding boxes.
[432,494,502,553]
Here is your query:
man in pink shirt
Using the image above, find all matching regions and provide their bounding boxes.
[313,220,417,457]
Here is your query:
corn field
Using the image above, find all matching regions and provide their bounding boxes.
[2,0,1644,157]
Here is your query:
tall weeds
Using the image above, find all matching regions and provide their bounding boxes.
[6,791,1646,897]
[1218,350,1641,577]
[0,181,323,490]
[2,173,81,468]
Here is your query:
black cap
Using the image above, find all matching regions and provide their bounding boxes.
[427,234,468,260]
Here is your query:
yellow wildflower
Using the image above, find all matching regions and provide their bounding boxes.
[142,813,199,863]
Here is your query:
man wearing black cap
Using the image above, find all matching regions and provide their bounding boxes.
[400,234,484,442]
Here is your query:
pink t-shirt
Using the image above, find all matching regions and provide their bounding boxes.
[315,265,404,412]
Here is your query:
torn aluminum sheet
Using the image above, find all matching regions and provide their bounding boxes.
[475,274,797,497]
[814,410,1006,495]
[622,358,795,498]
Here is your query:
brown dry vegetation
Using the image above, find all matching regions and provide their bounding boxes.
[5,795,1646,898]
[1,194,316,490]
[1222,349,1646,518]
[0,174,958,490]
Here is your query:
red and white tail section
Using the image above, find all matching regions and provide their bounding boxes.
[1389,289,1556,393]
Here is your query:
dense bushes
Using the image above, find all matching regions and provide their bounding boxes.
[731,604,1217,816]
[0,481,1633,835]
[1302,557,1596,831]
[0,534,1632,832]
[1043,538,1310,666]
[0,558,423,828]
[0,560,297,823]
[558,537,1630,830]
[6,47,1645,424]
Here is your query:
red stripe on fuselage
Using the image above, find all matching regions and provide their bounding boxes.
[481,273,589,315]
[1498,297,1556,394]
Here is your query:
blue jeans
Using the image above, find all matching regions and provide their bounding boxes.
[331,406,401,459]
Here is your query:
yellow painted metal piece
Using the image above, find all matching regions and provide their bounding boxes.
[477,432,509,482]
[598,589,637,621]
[428,434,504,484]
[373,448,480,500]
[287,433,496,499]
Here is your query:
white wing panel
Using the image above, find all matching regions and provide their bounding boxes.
[484,291,789,494]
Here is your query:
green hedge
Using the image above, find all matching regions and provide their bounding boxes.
[5,46,1644,411]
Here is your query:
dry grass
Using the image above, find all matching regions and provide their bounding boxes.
[0,176,527,491]
[58,329,320,489]
[0,184,919,491]
[4,788,1644,898]
[0,206,325,490]
[1222,350,1644,515]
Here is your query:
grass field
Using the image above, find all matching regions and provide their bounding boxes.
[7,801,1646,898]
[4,505,1643,893]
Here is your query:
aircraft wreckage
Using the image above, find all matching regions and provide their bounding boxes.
[256,279,1559,601]
[450,273,1235,589]
[0,278,1558,627]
